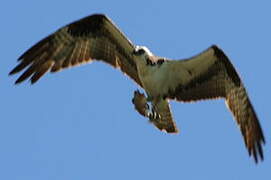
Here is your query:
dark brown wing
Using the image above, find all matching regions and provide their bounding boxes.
[10,14,142,86]
[167,45,265,162]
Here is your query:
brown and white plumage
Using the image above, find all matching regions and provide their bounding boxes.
[166,46,265,163]
[10,14,265,163]
[10,14,142,86]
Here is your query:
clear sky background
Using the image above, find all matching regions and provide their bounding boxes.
[1,0,270,179]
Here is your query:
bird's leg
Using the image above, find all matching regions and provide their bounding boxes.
[147,106,161,120]
[145,95,161,120]
[132,90,160,119]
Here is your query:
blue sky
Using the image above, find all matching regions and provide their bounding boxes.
[1,0,270,179]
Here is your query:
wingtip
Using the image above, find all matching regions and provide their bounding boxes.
[211,45,224,58]
[9,70,15,76]
[14,79,23,85]
[247,141,265,164]
[17,55,24,61]
[30,77,39,84]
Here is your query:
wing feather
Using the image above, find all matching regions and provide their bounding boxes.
[167,45,265,162]
[10,14,142,86]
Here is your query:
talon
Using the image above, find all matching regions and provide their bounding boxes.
[153,111,161,119]
[145,109,152,117]
[132,90,161,120]
[147,108,160,120]
[151,108,156,119]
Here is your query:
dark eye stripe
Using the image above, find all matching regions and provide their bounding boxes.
[137,49,145,55]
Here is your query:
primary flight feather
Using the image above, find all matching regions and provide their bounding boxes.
[10,14,265,163]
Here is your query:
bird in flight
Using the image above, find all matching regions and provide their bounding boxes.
[10,14,265,163]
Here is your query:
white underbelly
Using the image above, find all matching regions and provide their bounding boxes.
[139,64,172,97]
[138,61,187,98]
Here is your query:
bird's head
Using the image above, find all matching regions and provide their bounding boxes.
[133,46,153,60]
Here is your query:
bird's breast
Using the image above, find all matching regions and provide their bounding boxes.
[138,61,188,98]
[139,64,170,97]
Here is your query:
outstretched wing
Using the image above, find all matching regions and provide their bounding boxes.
[10,14,142,86]
[167,45,265,162]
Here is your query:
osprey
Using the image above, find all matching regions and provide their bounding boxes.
[10,14,265,163]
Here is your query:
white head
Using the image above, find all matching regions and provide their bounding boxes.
[133,46,153,58]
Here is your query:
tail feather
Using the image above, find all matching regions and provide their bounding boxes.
[150,99,179,133]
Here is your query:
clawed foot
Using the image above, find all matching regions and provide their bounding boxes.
[146,108,161,120]
[132,90,161,119]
